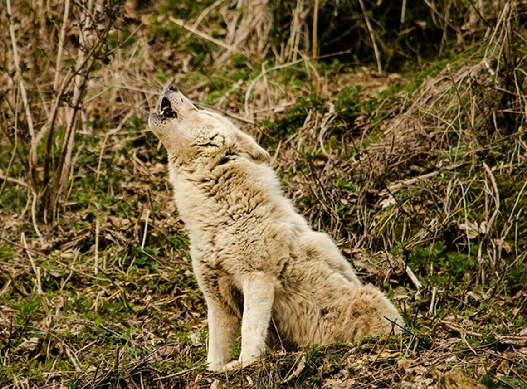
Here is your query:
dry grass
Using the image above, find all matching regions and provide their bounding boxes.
[1,0,527,388]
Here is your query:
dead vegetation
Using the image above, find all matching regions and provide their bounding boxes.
[1,0,527,388]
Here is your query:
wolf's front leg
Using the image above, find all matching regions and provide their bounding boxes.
[206,297,240,371]
[224,272,275,370]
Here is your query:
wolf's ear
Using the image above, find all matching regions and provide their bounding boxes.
[232,131,270,163]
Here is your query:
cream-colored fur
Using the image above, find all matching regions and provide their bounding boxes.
[148,87,404,371]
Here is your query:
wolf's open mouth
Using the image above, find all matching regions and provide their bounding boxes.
[160,97,178,118]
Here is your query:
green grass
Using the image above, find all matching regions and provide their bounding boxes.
[1,2,527,388]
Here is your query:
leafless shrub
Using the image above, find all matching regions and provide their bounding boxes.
[0,0,123,224]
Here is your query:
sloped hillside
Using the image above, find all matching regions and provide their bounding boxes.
[0,1,526,387]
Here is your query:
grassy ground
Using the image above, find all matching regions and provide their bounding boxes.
[1,1,526,388]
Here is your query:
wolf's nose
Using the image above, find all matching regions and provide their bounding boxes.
[167,85,179,92]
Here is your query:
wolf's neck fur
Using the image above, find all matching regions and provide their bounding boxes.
[168,158,307,241]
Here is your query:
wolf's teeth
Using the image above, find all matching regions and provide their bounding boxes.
[160,97,172,113]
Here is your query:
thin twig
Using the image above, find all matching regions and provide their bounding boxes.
[0,128,20,197]
[482,162,500,236]
[312,0,319,66]
[422,0,460,33]
[168,16,243,55]
[405,263,423,290]
[153,366,201,381]
[31,192,43,242]
[244,49,352,119]
[429,287,437,314]
[53,0,71,92]
[187,0,225,41]
[282,355,306,384]
[21,233,41,294]
[6,0,36,166]
[358,0,382,73]
[141,209,150,249]
[400,0,407,23]
[95,219,99,275]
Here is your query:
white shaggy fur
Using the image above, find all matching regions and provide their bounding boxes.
[148,87,404,371]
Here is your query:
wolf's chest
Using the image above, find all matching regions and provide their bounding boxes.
[192,257,244,318]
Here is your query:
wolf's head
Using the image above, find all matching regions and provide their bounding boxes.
[149,86,269,167]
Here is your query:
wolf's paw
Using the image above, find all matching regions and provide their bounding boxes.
[222,360,243,371]
[207,362,225,372]
[221,355,258,371]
